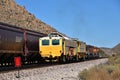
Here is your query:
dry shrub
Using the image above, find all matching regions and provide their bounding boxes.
[79,68,112,80]
[108,55,120,65]
[111,70,120,80]
[105,65,119,74]
[79,54,120,80]
[86,68,112,80]
[78,69,88,80]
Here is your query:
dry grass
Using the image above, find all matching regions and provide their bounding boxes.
[111,70,120,80]
[79,67,112,80]
[87,68,112,80]
[78,54,120,80]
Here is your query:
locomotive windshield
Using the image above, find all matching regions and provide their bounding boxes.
[42,39,49,45]
[52,39,59,45]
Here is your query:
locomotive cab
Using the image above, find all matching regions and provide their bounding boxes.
[39,32,63,61]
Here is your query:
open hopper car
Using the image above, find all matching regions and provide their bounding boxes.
[0,22,46,66]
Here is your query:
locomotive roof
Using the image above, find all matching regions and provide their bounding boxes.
[48,32,71,40]
[40,36,62,40]
[40,32,87,44]
[87,45,99,49]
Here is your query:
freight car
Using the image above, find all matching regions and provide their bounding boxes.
[39,32,87,62]
[0,22,46,66]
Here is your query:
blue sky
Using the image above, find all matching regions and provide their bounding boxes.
[15,0,120,48]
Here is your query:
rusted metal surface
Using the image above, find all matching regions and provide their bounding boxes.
[0,22,46,65]
[87,45,100,54]
[80,41,86,53]
[65,40,77,47]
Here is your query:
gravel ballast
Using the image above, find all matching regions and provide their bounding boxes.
[0,58,108,80]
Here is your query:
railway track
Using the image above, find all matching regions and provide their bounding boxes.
[0,58,108,80]
[0,57,107,73]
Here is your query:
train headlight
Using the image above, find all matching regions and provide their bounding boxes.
[40,51,42,53]
[60,50,61,53]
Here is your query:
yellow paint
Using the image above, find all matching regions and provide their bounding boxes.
[39,38,63,58]
[39,37,87,60]
[73,48,76,56]
[77,41,87,58]
[77,41,80,53]
[40,46,62,57]
[63,40,66,55]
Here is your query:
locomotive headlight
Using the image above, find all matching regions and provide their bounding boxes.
[40,51,42,53]
[60,50,62,53]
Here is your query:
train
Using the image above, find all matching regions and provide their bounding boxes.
[0,22,46,66]
[39,32,100,62]
[0,22,100,66]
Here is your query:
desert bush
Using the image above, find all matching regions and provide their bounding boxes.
[78,67,112,80]
[108,54,120,65]
[111,70,120,80]
[87,68,112,80]
[78,69,88,80]
[78,53,120,80]
[105,65,119,74]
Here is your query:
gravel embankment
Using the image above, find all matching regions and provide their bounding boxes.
[0,58,108,80]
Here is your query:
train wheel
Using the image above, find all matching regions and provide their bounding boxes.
[83,55,86,61]
[59,55,66,63]
[49,58,53,64]
[76,55,79,62]
[63,56,67,63]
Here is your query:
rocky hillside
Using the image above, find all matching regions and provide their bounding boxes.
[0,0,57,34]
[100,47,113,56]
[112,43,120,54]
[100,43,120,56]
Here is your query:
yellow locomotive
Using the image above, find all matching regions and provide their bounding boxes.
[39,32,86,62]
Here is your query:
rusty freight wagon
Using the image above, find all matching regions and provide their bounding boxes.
[0,22,46,66]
